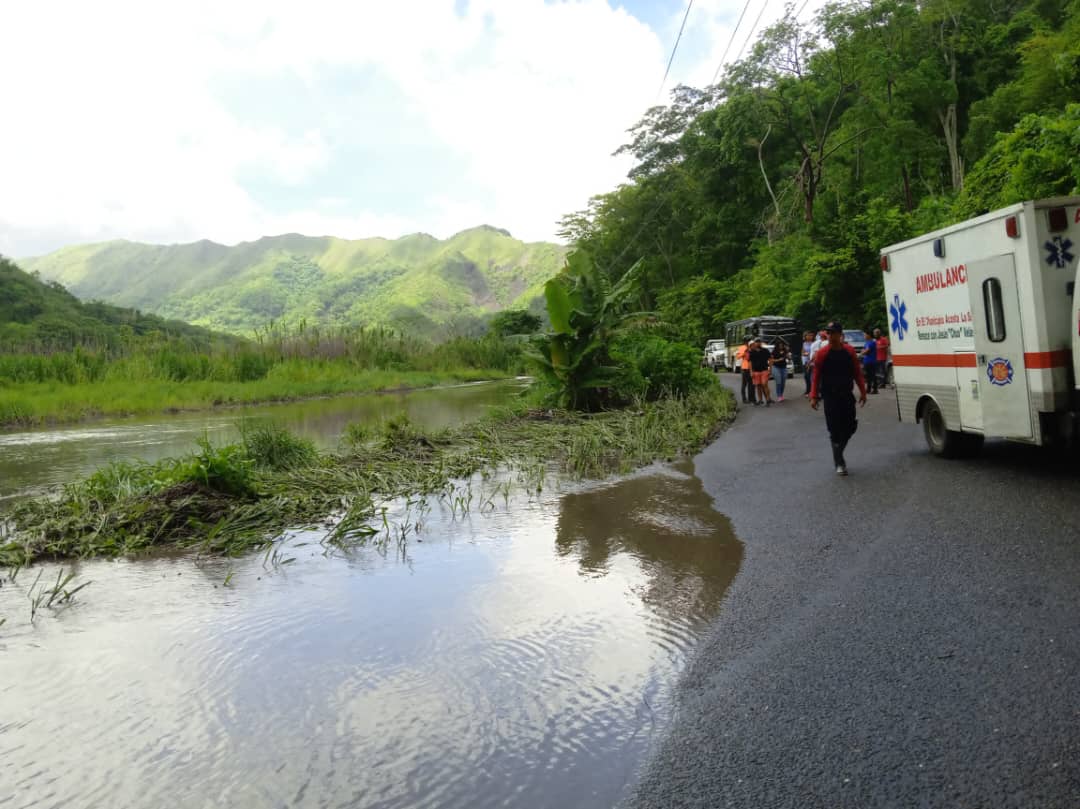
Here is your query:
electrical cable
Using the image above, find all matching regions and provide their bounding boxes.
[711,0,754,84]
[657,0,695,101]
[733,0,769,64]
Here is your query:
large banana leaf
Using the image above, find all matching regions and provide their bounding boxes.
[544,279,574,335]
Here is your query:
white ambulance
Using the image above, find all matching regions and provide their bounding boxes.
[880,198,1079,456]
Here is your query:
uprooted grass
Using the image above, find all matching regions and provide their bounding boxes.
[0,387,735,566]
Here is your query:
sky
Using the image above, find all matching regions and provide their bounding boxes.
[0,0,820,257]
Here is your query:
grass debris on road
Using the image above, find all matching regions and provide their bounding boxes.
[0,387,735,567]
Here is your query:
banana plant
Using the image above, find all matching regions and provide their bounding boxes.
[527,251,649,410]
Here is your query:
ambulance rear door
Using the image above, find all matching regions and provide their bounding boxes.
[967,255,1033,438]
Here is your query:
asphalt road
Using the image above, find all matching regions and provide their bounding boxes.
[625,374,1080,808]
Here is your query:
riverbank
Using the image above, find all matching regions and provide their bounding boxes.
[0,386,736,566]
[0,367,510,430]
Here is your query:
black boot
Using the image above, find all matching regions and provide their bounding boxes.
[831,441,848,475]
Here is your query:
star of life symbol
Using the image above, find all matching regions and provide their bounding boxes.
[889,294,909,341]
[1044,236,1074,268]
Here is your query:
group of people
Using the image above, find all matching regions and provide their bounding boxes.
[733,323,892,476]
[800,328,890,397]
[734,336,793,406]
[859,328,891,394]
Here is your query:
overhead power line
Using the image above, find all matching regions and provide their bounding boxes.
[657,0,695,101]
[734,0,769,64]
[711,0,754,84]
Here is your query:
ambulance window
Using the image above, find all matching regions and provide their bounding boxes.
[982,278,1006,342]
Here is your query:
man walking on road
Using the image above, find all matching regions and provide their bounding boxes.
[810,322,867,475]
[749,337,773,407]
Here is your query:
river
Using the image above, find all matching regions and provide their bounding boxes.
[0,382,742,809]
[0,379,528,504]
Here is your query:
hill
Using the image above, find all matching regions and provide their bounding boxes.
[0,255,231,351]
[21,226,566,337]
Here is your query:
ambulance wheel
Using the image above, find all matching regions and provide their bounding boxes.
[922,400,964,458]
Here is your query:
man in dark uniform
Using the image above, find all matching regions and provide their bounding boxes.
[810,321,867,475]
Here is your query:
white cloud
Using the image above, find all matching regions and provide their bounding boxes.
[0,0,825,257]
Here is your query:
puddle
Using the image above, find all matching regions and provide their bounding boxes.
[0,463,741,809]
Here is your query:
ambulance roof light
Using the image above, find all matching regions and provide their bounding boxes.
[880,255,889,272]
[933,238,945,258]
[1005,216,1019,238]
[1048,206,1068,232]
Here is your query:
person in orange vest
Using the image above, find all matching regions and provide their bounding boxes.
[735,337,756,404]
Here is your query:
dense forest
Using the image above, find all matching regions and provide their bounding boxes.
[560,0,1080,346]
[0,255,231,353]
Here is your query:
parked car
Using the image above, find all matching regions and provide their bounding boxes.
[702,339,727,370]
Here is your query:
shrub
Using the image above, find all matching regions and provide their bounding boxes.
[613,334,713,401]
[240,424,317,470]
[172,439,258,497]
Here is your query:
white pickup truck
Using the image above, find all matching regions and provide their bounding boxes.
[703,339,727,370]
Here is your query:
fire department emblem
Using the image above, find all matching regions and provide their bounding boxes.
[986,357,1014,386]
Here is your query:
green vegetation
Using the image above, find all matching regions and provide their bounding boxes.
[0,255,231,352]
[0,255,526,428]
[528,251,713,409]
[0,388,736,566]
[560,0,1080,345]
[488,309,542,337]
[20,226,563,339]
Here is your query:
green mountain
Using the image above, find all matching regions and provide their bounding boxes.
[0,255,229,351]
[21,226,566,337]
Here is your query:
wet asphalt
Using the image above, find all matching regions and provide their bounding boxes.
[624,374,1080,808]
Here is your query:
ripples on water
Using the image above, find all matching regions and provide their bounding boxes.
[0,463,742,809]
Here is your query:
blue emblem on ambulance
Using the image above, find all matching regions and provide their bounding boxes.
[889,294,909,341]
[987,357,1014,386]
[1045,236,1074,268]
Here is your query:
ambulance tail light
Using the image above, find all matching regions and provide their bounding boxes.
[880,255,890,272]
[1005,216,1019,238]
[1048,206,1068,232]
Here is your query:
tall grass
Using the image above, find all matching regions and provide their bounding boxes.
[0,325,527,428]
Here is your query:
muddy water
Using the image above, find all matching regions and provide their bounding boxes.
[0,463,742,809]
[0,379,526,504]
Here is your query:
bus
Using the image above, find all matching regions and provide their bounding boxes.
[724,316,802,372]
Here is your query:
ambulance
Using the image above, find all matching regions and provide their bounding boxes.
[880,198,1079,456]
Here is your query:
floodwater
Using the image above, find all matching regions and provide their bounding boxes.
[0,463,742,809]
[0,379,527,504]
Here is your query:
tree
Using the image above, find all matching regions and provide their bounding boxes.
[526,251,649,410]
[489,309,541,337]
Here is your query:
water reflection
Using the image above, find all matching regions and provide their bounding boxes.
[0,465,741,809]
[556,462,742,643]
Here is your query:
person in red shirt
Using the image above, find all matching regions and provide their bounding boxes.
[811,321,867,475]
[874,328,890,388]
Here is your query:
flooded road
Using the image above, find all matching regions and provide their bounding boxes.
[0,464,742,809]
[0,380,526,504]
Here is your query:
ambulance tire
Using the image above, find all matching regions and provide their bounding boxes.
[922,399,966,458]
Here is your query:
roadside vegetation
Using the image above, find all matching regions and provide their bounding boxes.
[559,0,1080,345]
